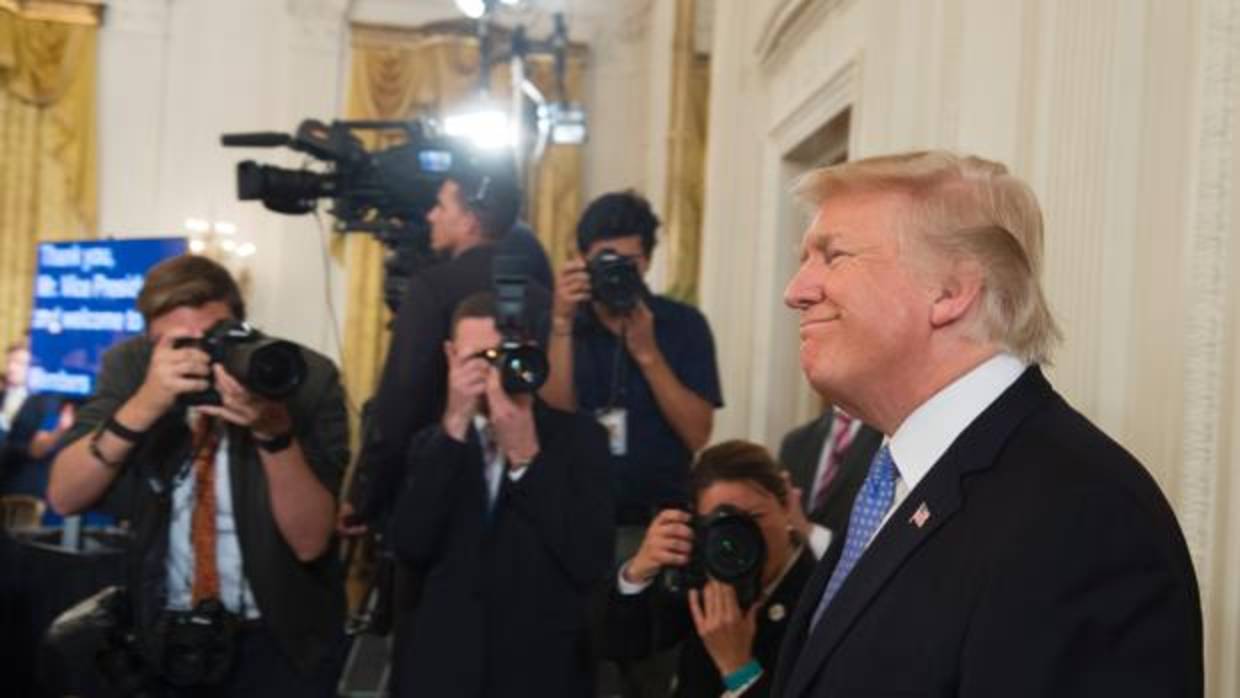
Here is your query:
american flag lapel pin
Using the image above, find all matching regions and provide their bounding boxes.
[909,502,931,528]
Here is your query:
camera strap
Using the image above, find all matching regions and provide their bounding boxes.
[605,325,629,410]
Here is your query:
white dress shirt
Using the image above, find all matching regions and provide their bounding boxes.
[873,352,1028,540]
[166,431,260,618]
[474,414,527,510]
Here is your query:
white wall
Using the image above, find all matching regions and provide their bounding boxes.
[98,0,352,360]
[97,0,666,360]
[698,0,1240,695]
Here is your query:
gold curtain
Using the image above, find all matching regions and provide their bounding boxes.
[662,0,710,304]
[0,2,98,350]
[341,22,586,417]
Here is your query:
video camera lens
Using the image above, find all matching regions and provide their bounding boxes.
[587,249,646,314]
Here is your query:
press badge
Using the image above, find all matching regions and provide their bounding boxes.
[596,408,628,456]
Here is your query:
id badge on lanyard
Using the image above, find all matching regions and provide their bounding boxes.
[595,408,628,456]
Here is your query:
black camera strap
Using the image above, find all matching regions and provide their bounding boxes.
[605,325,629,410]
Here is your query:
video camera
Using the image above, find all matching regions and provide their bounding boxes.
[662,504,767,610]
[222,119,497,313]
[172,319,307,407]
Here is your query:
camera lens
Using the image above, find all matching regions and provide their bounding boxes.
[497,344,548,394]
[702,516,764,581]
[239,341,307,398]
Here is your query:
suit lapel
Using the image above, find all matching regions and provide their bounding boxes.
[779,367,1056,698]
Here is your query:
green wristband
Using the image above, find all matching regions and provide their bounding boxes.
[722,659,762,692]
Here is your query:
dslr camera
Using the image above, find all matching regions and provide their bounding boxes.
[662,504,767,610]
[485,255,549,394]
[587,249,648,314]
[172,319,308,406]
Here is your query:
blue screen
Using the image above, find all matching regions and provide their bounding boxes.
[27,238,188,397]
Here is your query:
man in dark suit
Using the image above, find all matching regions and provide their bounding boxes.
[778,408,881,551]
[387,292,614,697]
[774,151,1202,697]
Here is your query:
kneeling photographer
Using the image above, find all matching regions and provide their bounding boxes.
[601,441,818,698]
[47,255,349,697]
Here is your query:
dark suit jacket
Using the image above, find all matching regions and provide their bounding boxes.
[361,240,551,521]
[601,549,816,698]
[779,412,883,535]
[772,367,1202,698]
[388,402,614,698]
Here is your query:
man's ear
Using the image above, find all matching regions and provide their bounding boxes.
[929,260,985,329]
[443,339,455,362]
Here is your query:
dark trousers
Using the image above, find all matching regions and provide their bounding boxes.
[155,623,344,698]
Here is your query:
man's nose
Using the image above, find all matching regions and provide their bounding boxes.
[784,266,816,310]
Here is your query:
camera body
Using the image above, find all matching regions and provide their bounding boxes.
[490,255,549,394]
[662,504,767,610]
[149,599,238,688]
[587,249,648,314]
[172,320,307,406]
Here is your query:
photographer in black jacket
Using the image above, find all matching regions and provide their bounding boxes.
[388,292,613,697]
[47,255,349,696]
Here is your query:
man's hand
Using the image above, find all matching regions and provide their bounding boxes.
[553,257,591,326]
[782,471,813,541]
[130,333,211,425]
[689,579,759,676]
[441,343,489,441]
[484,370,538,470]
[198,364,292,439]
[622,301,662,367]
[624,508,694,584]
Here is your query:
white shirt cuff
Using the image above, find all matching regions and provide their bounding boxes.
[616,561,654,595]
[808,524,833,560]
[506,465,529,482]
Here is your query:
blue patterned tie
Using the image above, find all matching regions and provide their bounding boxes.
[810,444,899,629]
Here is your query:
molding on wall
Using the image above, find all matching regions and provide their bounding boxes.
[753,0,846,68]
[1180,0,1238,659]
[768,56,859,150]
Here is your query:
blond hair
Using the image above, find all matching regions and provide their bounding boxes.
[794,151,1060,363]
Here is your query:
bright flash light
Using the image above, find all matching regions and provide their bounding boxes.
[189,239,206,253]
[213,221,237,235]
[454,0,485,19]
[236,242,257,257]
[443,108,516,151]
[220,239,237,252]
[184,218,210,233]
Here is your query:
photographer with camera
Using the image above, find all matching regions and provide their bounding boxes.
[601,441,817,698]
[349,153,554,693]
[47,255,349,696]
[386,291,613,697]
[541,190,722,534]
[356,154,549,525]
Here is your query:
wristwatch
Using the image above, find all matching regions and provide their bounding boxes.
[254,430,294,454]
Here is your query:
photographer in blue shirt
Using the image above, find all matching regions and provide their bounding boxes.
[542,191,723,534]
